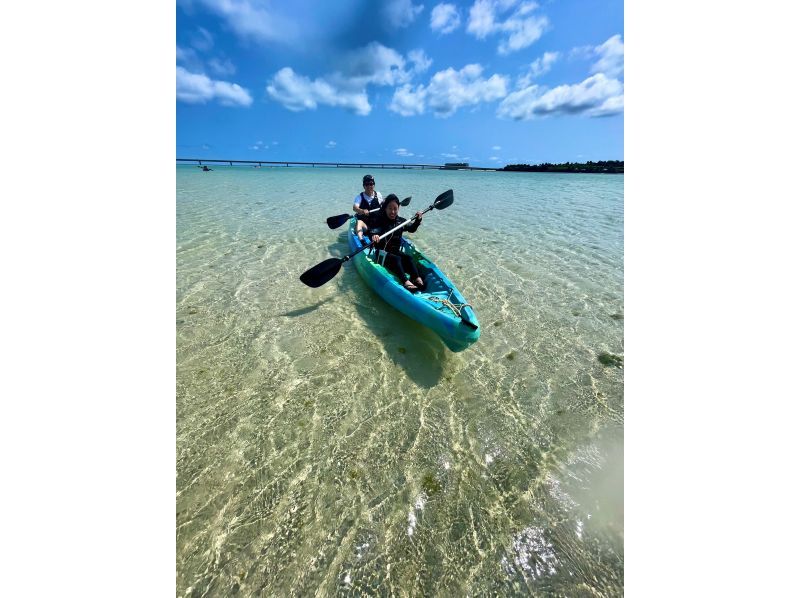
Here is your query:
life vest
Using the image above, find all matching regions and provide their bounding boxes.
[358,191,381,211]
[357,191,381,223]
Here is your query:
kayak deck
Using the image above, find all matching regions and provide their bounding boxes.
[348,218,480,352]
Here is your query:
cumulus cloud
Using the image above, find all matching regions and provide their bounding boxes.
[467,0,496,38]
[431,3,461,34]
[591,34,624,78]
[176,66,253,106]
[266,67,371,115]
[326,141,337,148]
[497,73,623,120]
[395,148,414,156]
[267,43,429,116]
[385,0,424,28]
[340,42,410,86]
[467,0,549,55]
[250,140,267,150]
[441,153,459,158]
[517,51,559,87]
[390,64,509,117]
[492,145,501,150]
[389,84,427,116]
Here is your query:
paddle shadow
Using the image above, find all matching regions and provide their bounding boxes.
[326,236,449,388]
[277,297,335,318]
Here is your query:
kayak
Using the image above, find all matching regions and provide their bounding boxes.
[347,217,480,352]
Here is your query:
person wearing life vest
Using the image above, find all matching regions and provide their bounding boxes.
[353,174,383,240]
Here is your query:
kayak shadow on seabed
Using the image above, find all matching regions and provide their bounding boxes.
[332,249,451,390]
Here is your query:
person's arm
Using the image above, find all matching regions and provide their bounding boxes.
[405,212,423,233]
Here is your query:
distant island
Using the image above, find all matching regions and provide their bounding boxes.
[500,160,623,174]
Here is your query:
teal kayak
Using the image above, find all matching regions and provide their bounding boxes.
[347,217,480,352]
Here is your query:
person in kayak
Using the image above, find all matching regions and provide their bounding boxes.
[354,174,383,240]
[368,194,425,291]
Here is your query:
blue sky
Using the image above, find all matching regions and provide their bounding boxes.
[176,0,623,166]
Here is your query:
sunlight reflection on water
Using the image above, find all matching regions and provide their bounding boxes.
[177,166,623,596]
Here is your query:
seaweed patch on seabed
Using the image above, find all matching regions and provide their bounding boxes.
[597,352,623,368]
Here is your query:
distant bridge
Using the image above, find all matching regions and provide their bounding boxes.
[176,158,499,172]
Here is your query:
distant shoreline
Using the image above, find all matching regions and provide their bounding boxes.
[176,158,623,174]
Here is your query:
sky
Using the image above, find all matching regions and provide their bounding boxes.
[176,0,623,167]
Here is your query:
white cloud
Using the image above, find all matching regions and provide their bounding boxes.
[208,57,236,77]
[497,73,623,120]
[467,0,549,55]
[395,148,414,156]
[176,66,253,106]
[591,34,624,78]
[339,42,410,86]
[569,45,594,60]
[467,0,496,38]
[385,0,424,28]
[389,84,427,116]
[441,153,459,158]
[390,64,509,117]
[587,94,624,117]
[176,45,199,66]
[407,49,433,75]
[492,145,501,150]
[326,141,337,148]
[335,44,430,88]
[431,3,461,34]
[250,140,267,150]
[191,27,214,52]
[192,0,298,45]
[266,67,371,115]
[426,64,508,116]
[489,156,500,161]
[266,43,432,116]
[517,50,559,87]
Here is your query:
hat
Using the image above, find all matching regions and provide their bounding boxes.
[363,174,375,184]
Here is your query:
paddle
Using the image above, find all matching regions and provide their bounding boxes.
[326,196,411,230]
[301,190,454,288]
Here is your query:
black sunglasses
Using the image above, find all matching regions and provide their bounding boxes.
[364,181,375,185]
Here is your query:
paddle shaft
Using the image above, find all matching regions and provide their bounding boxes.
[343,204,434,263]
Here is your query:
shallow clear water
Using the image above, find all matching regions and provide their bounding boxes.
[176,165,623,596]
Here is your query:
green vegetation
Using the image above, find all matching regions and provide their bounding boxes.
[598,352,624,368]
[421,473,442,496]
[501,160,623,174]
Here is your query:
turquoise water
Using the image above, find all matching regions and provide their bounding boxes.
[177,165,623,596]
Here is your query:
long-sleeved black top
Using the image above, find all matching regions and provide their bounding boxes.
[368,212,421,253]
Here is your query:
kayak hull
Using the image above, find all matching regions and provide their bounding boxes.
[347,218,480,352]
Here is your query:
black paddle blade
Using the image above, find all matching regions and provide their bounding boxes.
[433,189,454,210]
[300,258,343,287]
[400,196,412,206]
[326,213,351,229]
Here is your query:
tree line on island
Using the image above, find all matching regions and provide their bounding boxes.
[500,160,623,173]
